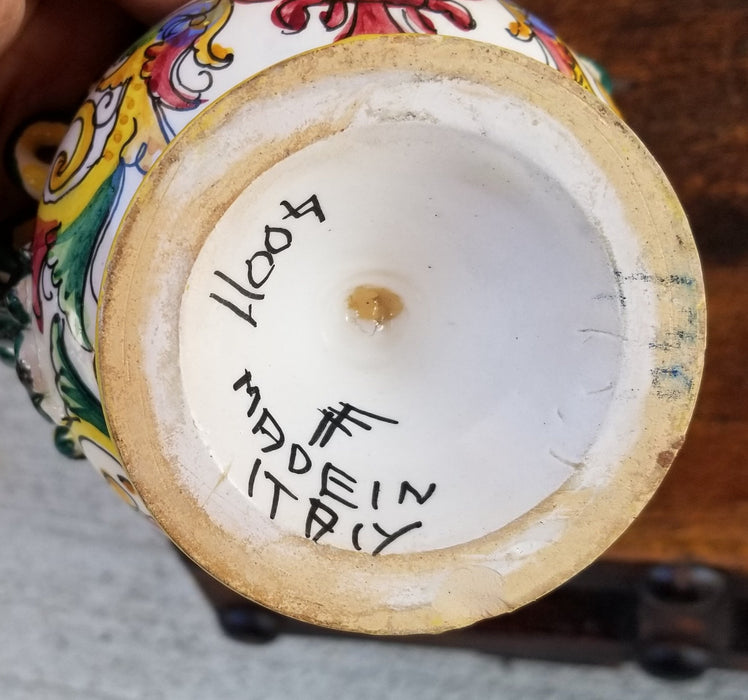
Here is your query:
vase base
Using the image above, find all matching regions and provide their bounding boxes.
[98,35,704,634]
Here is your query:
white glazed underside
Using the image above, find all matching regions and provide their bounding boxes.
[98,37,704,633]
[179,79,633,555]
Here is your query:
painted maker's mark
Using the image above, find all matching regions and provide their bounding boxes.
[232,368,434,556]
[206,192,439,555]
[309,402,399,448]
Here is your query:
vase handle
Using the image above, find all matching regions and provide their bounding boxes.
[0,119,67,363]
[12,120,68,201]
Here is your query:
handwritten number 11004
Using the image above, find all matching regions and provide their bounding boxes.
[209,195,326,327]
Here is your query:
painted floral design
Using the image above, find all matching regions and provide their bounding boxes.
[257,0,476,39]
[25,0,240,471]
[503,2,592,92]
[35,0,236,348]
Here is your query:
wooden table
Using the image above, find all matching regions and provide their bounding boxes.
[524,0,748,575]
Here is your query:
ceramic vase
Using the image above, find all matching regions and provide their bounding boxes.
[5,0,705,634]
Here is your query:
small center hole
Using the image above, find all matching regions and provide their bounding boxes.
[347,285,404,328]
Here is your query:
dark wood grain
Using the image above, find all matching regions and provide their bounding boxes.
[523,0,748,571]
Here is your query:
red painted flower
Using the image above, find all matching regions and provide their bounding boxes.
[241,0,476,40]
[30,218,59,330]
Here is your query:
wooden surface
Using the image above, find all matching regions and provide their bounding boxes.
[525,0,748,572]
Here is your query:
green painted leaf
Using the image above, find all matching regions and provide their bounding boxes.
[49,163,125,351]
[0,231,31,365]
[50,314,108,438]
[1,291,31,366]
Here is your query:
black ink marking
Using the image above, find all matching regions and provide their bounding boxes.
[287,442,312,474]
[210,195,325,330]
[398,481,436,506]
[252,408,285,452]
[578,328,625,340]
[352,523,364,551]
[371,481,381,510]
[247,457,261,497]
[608,268,627,308]
[309,402,399,448]
[264,225,292,254]
[372,521,423,555]
[212,270,265,300]
[614,270,695,287]
[320,462,358,509]
[247,250,275,288]
[280,194,326,223]
[209,292,257,327]
[587,382,614,395]
[233,369,260,417]
[549,450,583,470]
[305,498,338,542]
[648,329,697,351]
[687,307,698,327]
[264,471,298,519]
[209,269,266,327]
